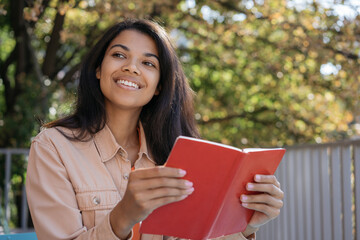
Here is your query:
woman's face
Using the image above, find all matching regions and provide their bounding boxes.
[97,29,161,113]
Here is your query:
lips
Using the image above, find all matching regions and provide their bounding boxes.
[116,79,140,89]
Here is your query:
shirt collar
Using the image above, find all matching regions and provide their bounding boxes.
[137,122,154,162]
[93,122,155,164]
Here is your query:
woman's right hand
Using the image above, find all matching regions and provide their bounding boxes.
[110,167,194,238]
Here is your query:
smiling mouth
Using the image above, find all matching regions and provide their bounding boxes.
[116,80,140,89]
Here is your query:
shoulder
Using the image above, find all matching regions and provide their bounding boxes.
[27,128,71,168]
[33,127,71,143]
[29,127,94,163]
[29,127,66,152]
[31,127,88,149]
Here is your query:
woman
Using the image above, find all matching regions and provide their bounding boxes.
[26,19,284,240]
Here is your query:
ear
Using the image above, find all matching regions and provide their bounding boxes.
[96,67,101,79]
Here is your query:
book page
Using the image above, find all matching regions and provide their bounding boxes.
[243,148,284,153]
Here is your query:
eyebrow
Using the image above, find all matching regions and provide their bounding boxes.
[109,44,160,62]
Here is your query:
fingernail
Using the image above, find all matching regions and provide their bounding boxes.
[241,195,248,201]
[247,183,254,190]
[179,169,187,176]
[242,203,248,207]
[186,187,194,194]
[255,175,261,181]
[185,180,193,187]
[180,195,188,200]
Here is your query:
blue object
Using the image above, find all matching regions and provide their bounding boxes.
[0,232,37,240]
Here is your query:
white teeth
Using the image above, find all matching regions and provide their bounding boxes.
[116,80,139,89]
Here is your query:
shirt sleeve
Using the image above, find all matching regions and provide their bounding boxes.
[163,232,255,240]
[211,232,256,240]
[26,140,122,240]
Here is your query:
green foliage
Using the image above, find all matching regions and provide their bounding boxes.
[0,0,359,149]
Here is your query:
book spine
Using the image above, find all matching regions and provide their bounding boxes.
[205,153,245,239]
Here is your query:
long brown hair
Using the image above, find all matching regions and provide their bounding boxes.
[44,19,199,165]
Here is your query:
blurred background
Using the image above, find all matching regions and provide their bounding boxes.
[0,0,359,238]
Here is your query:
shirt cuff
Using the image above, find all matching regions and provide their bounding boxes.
[211,231,256,240]
[242,232,256,240]
[106,213,133,240]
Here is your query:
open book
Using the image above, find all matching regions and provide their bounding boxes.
[139,136,286,240]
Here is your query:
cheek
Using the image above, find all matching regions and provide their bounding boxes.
[152,76,161,94]
[152,71,161,86]
[98,57,116,78]
[98,71,111,94]
[144,69,160,88]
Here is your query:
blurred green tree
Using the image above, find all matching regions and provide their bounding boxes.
[0,0,359,149]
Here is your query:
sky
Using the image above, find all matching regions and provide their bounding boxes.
[289,0,360,19]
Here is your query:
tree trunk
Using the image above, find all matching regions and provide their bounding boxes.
[42,11,65,78]
[4,0,31,115]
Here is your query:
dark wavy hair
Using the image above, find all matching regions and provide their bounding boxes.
[44,19,199,165]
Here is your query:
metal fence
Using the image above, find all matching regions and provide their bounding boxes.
[1,139,360,238]
[257,139,360,240]
[0,149,30,233]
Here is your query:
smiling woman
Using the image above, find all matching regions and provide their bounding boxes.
[25,19,283,240]
[97,30,161,115]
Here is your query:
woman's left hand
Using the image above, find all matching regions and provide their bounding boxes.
[240,174,284,231]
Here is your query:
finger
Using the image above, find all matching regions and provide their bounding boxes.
[138,187,195,202]
[254,175,280,188]
[241,202,281,219]
[240,194,283,209]
[137,177,193,190]
[145,194,191,211]
[131,167,187,179]
[246,183,284,199]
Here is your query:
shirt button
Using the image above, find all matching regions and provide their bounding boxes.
[92,196,100,205]
[123,174,129,180]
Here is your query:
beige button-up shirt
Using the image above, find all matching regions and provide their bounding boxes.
[26,123,254,240]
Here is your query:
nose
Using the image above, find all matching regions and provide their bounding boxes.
[121,61,140,75]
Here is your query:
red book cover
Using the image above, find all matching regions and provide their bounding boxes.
[139,136,286,239]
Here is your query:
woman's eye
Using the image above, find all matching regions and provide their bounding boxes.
[143,61,155,68]
[113,53,125,58]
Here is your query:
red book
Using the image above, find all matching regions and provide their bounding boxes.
[139,136,286,239]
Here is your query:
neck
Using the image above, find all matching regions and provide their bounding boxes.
[105,106,141,148]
